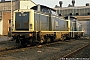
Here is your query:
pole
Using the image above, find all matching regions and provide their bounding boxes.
[59,7,60,15]
[73,5,75,37]
[11,0,12,36]
[36,21,37,40]
[4,1,5,10]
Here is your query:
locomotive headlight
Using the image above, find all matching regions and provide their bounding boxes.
[29,34,33,37]
[30,24,32,29]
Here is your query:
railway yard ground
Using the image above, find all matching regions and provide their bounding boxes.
[0,36,90,60]
[0,36,20,51]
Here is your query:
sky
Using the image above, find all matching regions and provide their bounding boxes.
[1,0,90,8]
[32,0,90,8]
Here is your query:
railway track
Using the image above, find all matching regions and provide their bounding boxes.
[0,39,90,58]
[62,43,90,58]
[0,45,36,56]
[0,40,62,56]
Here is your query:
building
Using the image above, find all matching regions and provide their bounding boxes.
[54,1,90,36]
[55,6,90,17]
[0,11,11,35]
[0,0,36,11]
[0,0,36,35]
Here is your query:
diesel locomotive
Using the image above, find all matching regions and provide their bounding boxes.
[11,5,84,46]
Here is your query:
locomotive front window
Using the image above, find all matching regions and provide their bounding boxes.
[15,12,29,30]
[42,8,49,13]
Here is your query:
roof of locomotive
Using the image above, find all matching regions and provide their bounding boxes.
[31,4,56,12]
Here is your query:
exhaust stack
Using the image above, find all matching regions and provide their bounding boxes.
[86,3,90,6]
[72,0,75,7]
[59,1,63,7]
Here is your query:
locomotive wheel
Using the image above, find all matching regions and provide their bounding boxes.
[61,36,66,41]
[60,37,64,41]
[16,39,20,43]
[29,38,33,44]
[46,37,51,43]
[29,38,36,46]
[50,37,55,42]
[40,36,45,43]
[29,37,39,46]
[20,39,27,47]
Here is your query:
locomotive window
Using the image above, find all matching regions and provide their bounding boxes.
[15,12,29,30]
[42,9,49,13]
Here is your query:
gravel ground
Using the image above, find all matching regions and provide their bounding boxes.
[0,39,90,60]
[0,36,20,51]
[0,36,11,42]
[0,41,20,50]
[70,44,90,58]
